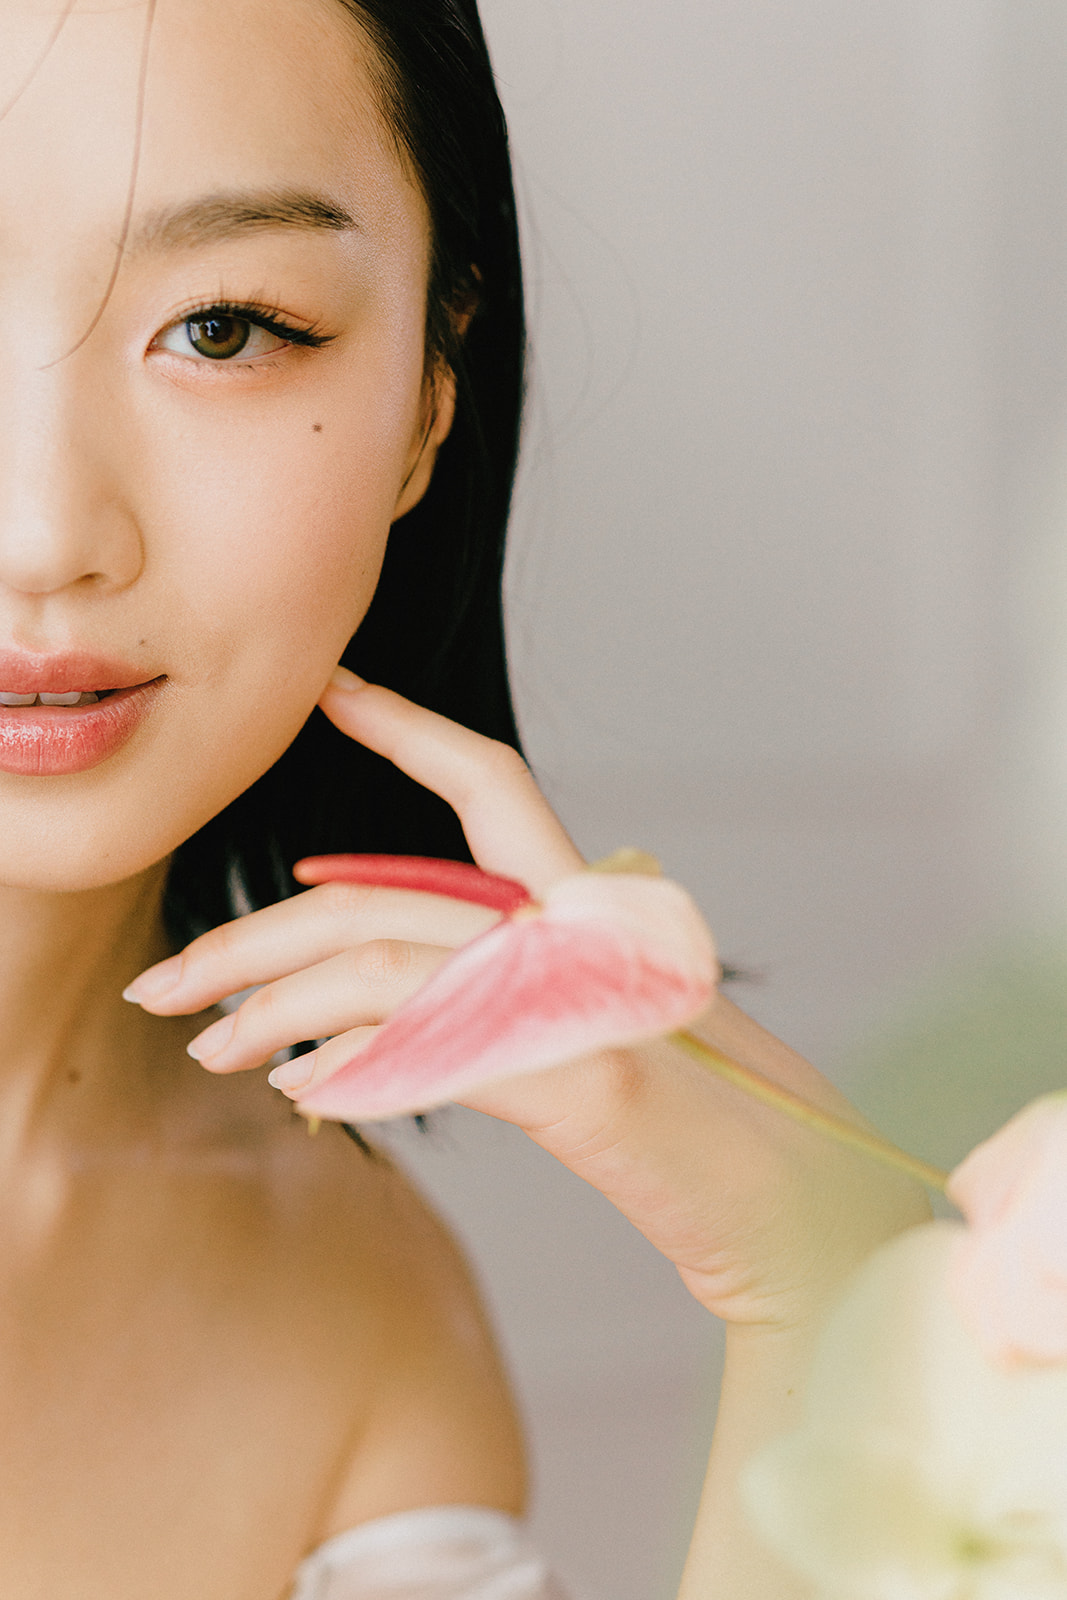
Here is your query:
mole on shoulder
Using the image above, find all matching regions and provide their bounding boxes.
[312,423,323,433]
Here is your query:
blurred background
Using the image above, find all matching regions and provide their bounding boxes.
[378,4,1067,1595]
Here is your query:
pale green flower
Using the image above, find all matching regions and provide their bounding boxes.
[741,1224,1067,1599]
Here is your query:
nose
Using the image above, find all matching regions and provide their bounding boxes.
[0,363,144,598]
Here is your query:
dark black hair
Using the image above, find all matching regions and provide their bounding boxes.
[162,0,524,944]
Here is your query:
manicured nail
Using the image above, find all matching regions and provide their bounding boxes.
[328,665,366,693]
[268,1056,315,1094]
[186,1013,235,1062]
[123,954,183,1004]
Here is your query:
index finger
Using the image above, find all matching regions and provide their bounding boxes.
[319,668,584,893]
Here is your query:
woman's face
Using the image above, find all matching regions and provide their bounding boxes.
[0,0,443,891]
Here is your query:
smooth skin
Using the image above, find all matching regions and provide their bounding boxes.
[0,0,928,1596]
[132,668,933,1598]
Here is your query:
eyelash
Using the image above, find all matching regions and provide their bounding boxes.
[153,298,336,365]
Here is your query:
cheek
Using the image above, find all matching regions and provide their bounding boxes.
[0,357,425,890]
[144,396,410,796]
[151,341,424,668]
[175,428,395,656]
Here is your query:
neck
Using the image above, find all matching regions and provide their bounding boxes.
[0,863,182,1151]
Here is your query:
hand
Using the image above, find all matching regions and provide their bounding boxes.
[126,670,930,1332]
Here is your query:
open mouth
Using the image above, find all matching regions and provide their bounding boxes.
[0,681,160,708]
[0,678,166,775]
[0,690,110,707]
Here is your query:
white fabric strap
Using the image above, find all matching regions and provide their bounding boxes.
[289,1506,577,1600]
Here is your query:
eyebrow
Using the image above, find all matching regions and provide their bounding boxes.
[129,189,360,254]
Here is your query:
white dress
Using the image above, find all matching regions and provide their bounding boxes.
[288,1507,575,1600]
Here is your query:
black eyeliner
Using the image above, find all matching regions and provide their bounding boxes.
[183,299,335,348]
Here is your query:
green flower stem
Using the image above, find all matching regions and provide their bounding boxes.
[669,1029,949,1194]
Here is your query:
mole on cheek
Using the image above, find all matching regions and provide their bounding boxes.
[312,423,323,433]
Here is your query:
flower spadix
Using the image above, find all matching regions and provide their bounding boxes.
[291,852,717,1123]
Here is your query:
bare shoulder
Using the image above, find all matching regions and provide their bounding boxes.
[258,1111,528,1539]
[161,1060,526,1537]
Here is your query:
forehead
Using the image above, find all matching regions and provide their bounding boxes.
[0,0,424,268]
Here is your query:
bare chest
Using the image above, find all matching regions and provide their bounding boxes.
[0,1161,382,1600]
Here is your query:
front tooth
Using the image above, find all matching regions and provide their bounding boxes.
[39,692,83,706]
[0,692,37,706]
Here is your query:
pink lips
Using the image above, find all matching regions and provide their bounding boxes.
[0,652,164,776]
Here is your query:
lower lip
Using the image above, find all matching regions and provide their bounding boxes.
[0,680,165,777]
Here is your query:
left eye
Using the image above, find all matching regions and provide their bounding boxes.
[154,313,289,362]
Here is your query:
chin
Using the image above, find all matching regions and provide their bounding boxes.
[0,695,309,898]
[0,783,197,896]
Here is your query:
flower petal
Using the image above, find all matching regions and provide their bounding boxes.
[947,1096,1067,1368]
[296,872,717,1123]
[742,1225,1067,1599]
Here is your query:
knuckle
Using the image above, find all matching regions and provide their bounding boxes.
[564,1051,650,1158]
[454,738,530,804]
[482,739,530,784]
[232,983,278,1037]
[586,1047,646,1116]
[220,910,266,958]
[349,938,414,992]
[181,920,237,976]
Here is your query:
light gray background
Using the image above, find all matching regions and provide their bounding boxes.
[382,5,1067,1597]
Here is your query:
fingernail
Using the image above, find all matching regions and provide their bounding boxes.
[186,1013,235,1062]
[123,954,183,1004]
[268,1056,315,1093]
[328,665,366,693]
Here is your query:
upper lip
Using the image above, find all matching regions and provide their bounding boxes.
[0,650,160,695]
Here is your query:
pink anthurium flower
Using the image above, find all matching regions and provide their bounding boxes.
[291,855,718,1124]
[294,854,535,914]
[946,1093,1067,1368]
